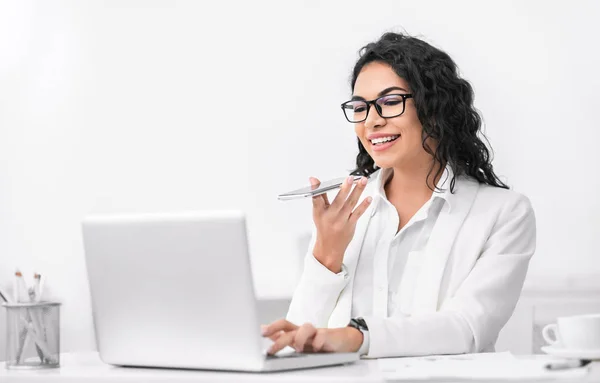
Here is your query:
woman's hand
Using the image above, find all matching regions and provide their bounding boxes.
[261,319,363,355]
[310,175,372,273]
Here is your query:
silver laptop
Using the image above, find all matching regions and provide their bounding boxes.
[82,210,359,372]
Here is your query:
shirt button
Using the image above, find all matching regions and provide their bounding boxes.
[377,286,384,292]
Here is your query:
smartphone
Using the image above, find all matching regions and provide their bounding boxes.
[278,174,372,201]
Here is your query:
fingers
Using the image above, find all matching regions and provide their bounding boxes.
[309,177,320,188]
[266,330,285,342]
[267,330,296,355]
[348,196,373,225]
[266,322,319,355]
[261,319,298,338]
[292,323,317,352]
[311,328,329,352]
[265,324,338,355]
[340,177,368,216]
[330,176,356,211]
[310,177,330,210]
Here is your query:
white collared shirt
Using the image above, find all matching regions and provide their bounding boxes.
[352,167,449,317]
[351,167,451,354]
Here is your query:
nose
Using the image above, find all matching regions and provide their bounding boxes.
[363,103,386,130]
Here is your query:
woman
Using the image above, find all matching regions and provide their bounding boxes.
[262,32,536,358]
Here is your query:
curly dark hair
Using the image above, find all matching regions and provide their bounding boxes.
[349,32,508,191]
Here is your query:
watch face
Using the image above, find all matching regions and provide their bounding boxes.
[356,317,369,330]
[349,317,368,331]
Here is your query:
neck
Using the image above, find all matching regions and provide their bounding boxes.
[385,159,444,201]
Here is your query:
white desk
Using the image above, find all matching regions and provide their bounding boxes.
[1,352,599,383]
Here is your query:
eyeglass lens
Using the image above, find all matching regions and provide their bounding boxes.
[343,94,406,122]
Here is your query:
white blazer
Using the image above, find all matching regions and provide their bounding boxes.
[287,174,536,358]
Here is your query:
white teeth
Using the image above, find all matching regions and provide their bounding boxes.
[370,135,399,144]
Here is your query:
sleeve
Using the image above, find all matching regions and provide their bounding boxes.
[362,194,536,358]
[286,226,350,327]
[358,330,370,356]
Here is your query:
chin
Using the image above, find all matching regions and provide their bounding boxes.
[373,161,395,170]
[372,155,402,170]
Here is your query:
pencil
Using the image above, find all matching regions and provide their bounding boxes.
[0,286,9,303]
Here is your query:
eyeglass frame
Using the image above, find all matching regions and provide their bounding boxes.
[340,93,413,123]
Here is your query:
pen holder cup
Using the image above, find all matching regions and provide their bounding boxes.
[3,301,61,369]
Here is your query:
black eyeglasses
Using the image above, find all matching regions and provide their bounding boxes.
[340,94,413,123]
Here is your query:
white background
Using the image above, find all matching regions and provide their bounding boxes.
[1,0,599,356]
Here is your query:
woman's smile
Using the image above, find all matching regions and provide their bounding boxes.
[368,133,401,152]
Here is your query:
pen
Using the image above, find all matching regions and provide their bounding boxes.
[37,274,45,302]
[33,273,42,302]
[545,359,592,370]
[29,282,50,363]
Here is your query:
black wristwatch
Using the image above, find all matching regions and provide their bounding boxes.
[347,317,369,333]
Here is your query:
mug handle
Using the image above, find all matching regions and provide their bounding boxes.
[542,323,559,345]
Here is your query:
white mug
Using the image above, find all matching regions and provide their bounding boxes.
[542,313,600,350]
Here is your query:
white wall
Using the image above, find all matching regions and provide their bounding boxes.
[1,0,600,356]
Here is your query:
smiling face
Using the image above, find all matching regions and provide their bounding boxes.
[352,61,435,170]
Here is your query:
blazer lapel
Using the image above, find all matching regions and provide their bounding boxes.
[411,177,479,315]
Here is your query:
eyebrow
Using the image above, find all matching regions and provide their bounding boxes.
[351,86,409,101]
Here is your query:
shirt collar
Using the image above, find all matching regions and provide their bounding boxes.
[373,165,454,211]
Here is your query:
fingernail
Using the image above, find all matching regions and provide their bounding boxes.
[367,196,372,203]
[360,177,367,185]
[347,176,353,184]
[261,325,268,335]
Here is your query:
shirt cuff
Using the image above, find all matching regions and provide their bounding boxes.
[304,252,349,282]
[358,330,370,356]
